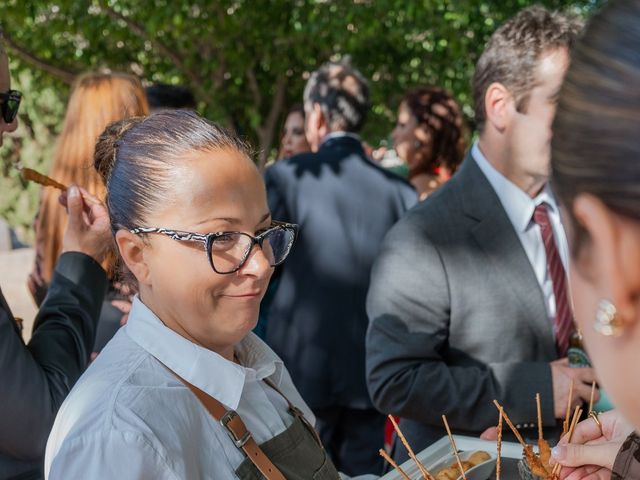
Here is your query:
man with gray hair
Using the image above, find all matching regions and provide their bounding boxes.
[265,60,416,475]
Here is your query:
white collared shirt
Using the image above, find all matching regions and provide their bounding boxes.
[472,142,569,327]
[44,297,339,480]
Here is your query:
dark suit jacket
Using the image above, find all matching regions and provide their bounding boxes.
[265,135,417,410]
[366,153,560,461]
[0,252,107,479]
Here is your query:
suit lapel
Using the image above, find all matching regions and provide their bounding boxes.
[456,154,555,355]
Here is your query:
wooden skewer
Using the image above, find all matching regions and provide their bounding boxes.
[379,449,412,480]
[492,400,527,448]
[551,406,583,477]
[563,380,574,436]
[536,392,543,442]
[589,381,597,414]
[388,415,433,480]
[496,407,503,480]
[442,415,467,480]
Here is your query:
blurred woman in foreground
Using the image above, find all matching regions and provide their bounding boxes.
[549,1,640,478]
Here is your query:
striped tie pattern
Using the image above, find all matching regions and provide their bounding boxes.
[533,203,574,357]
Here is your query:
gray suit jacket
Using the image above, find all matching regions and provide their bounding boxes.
[0,252,107,479]
[366,153,559,461]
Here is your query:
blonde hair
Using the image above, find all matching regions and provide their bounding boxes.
[35,72,149,281]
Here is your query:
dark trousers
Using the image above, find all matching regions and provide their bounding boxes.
[313,406,385,476]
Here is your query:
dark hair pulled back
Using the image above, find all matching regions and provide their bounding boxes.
[94,110,252,236]
[552,0,640,254]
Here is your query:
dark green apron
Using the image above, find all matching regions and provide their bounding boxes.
[235,379,340,480]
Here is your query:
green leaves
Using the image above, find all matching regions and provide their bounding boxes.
[0,0,603,239]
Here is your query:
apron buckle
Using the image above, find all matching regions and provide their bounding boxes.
[220,410,252,448]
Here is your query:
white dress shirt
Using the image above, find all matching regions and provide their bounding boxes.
[472,142,569,328]
[45,297,369,479]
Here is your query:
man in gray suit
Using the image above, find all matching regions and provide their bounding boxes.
[366,6,594,461]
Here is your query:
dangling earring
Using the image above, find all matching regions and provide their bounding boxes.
[594,299,623,337]
[414,140,421,148]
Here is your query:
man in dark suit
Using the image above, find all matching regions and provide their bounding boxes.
[366,6,594,462]
[0,41,109,479]
[265,60,416,475]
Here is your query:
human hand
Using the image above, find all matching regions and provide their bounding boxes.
[111,299,132,326]
[551,358,598,418]
[60,185,111,264]
[550,410,634,480]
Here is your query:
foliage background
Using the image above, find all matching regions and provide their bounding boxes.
[0,0,602,242]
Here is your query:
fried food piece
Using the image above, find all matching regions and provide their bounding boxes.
[435,466,459,480]
[538,439,551,468]
[524,445,549,477]
[21,167,67,191]
[467,451,491,466]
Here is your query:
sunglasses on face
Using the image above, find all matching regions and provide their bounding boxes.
[0,90,22,124]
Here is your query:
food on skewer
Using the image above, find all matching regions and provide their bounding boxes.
[442,415,467,480]
[433,452,492,480]
[20,167,67,191]
[536,393,551,466]
[493,399,552,479]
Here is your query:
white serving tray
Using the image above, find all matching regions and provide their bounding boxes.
[380,435,522,480]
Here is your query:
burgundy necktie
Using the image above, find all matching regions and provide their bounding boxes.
[532,203,574,357]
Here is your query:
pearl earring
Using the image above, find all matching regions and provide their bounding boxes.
[594,299,623,337]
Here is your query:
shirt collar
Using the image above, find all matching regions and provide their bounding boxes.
[319,131,361,148]
[471,142,559,233]
[125,296,284,410]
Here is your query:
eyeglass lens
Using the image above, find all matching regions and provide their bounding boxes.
[210,228,294,273]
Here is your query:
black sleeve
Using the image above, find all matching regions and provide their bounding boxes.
[0,252,107,460]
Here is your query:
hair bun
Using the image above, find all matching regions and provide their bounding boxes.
[94,117,143,185]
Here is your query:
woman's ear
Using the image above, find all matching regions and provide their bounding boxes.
[573,193,640,327]
[484,82,513,133]
[115,230,152,287]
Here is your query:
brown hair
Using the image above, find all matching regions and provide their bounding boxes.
[95,110,252,239]
[402,86,467,176]
[552,0,640,254]
[472,5,583,132]
[35,72,148,282]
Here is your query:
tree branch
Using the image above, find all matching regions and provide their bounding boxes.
[246,66,263,108]
[257,75,287,170]
[2,31,77,85]
[99,3,208,101]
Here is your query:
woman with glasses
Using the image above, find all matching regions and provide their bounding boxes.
[44,111,355,479]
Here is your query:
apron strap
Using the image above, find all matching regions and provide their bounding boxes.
[177,375,287,480]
